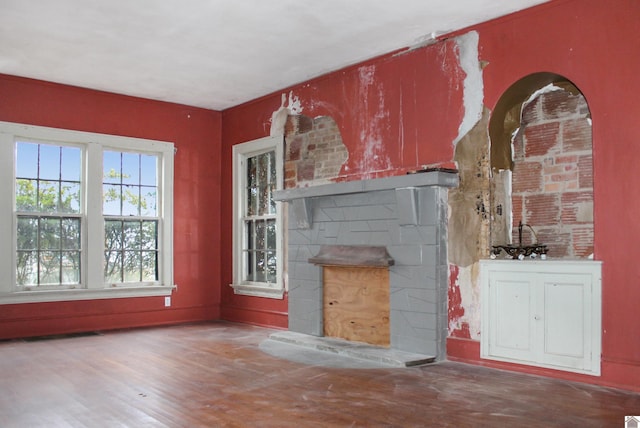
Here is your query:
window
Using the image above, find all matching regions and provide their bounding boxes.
[0,121,174,304]
[231,135,284,298]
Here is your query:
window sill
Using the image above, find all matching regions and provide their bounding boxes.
[231,283,284,299]
[0,285,175,305]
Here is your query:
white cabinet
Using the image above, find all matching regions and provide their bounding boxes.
[480,260,601,376]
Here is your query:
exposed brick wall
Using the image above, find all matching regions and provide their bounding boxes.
[284,115,348,189]
[511,88,593,258]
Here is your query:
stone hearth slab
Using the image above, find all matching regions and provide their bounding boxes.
[268,331,436,367]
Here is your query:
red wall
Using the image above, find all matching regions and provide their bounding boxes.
[221,0,640,391]
[0,74,222,338]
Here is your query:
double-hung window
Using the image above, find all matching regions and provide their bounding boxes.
[231,135,284,298]
[0,121,174,304]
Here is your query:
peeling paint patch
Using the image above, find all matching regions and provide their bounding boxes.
[448,263,481,340]
[453,31,483,146]
[356,65,391,177]
[287,91,303,115]
[447,264,468,338]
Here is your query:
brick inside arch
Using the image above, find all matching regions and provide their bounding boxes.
[490,75,594,258]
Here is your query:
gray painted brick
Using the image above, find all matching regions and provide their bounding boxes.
[387,245,422,266]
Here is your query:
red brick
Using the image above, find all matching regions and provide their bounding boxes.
[524,122,560,157]
[512,196,524,226]
[541,90,581,120]
[572,226,594,257]
[562,118,592,151]
[521,96,541,123]
[512,161,542,192]
[287,136,303,161]
[578,155,593,188]
[536,228,571,257]
[525,193,560,226]
[556,154,578,164]
[297,160,315,181]
[561,191,594,224]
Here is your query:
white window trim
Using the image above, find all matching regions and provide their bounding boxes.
[0,121,175,305]
[231,135,284,299]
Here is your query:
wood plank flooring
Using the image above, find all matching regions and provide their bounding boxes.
[0,322,638,427]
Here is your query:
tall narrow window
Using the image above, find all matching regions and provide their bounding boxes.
[232,135,284,298]
[15,141,82,288]
[103,151,159,285]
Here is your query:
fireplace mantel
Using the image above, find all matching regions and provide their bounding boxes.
[274,170,458,229]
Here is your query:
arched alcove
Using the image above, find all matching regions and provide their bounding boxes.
[489,72,594,258]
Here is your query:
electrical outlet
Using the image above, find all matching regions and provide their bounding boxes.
[164,296,171,307]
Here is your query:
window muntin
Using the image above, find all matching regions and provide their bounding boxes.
[15,141,82,289]
[102,151,159,285]
[232,135,284,299]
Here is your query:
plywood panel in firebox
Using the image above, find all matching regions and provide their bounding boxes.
[323,266,390,347]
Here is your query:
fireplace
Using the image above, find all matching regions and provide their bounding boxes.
[273,170,457,359]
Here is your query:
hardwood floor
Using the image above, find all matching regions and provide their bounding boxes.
[0,322,638,427]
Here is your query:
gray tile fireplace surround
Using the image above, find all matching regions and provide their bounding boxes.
[273,171,458,360]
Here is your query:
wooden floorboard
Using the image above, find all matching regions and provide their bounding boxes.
[0,321,638,427]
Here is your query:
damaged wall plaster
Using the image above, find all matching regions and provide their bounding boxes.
[356,65,392,177]
[270,91,304,136]
[448,107,492,267]
[447,107,491,339]
[284,115,348,188]
[453,31,484,147]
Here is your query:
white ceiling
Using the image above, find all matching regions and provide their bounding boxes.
[0,0,548,111]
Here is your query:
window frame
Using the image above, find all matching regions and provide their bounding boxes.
[231,135,285,299]
[0,121,175,304]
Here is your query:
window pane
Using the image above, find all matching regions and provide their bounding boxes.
[103,151,121,184]
[141,251,158,281]
[266,250,276,283]
[103,184,121,215]
[38,180,59,212]
[122,185,139,216]
[266,219,276,250]
[255,220,265,250]
[38,145,60,180]
[16,251,37,286]
[39,251,60,285]
[141,221,157,250]
[140,155,157,186]
[121,153,139,185]
[40,218,61,250]
[60,146,81,181]
[254,250,267,283]
[245,221,254,251]
[246,250,254,282]
[247,186,257,216]
[247,157,257,188]
[140,187,157,216]
[15,179,38,211]
[16,142,38,178]
[123,251,141,282]
[60,181,81,214]
[123,221,141,249]
[105,220,123,250]
[104,251,122,284]
[61,218,81,250]
[61,251,80,284]
[17,217,38,250]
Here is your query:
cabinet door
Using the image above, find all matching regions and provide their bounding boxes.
[487,271,536,362]
[539,273,593,371]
